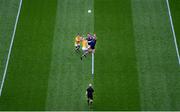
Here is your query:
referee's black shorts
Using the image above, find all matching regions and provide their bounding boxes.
[88,95,93,100]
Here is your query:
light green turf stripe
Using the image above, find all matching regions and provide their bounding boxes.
[0,0,19,86]
[45,0,94,110]
[132,0,180,110]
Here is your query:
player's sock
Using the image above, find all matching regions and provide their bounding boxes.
[75,47,77,52]
[82,53,86,57]
[81,54,85,60]
[84,52,88,57]
[75,47,80,53]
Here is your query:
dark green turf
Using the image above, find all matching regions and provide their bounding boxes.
[0,0,57,110]
[168,0,180,110]
[169,0,180,54]
[94,0,140,110]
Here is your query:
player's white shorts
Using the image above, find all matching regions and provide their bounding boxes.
[82,47,88,52]
[75,43,80,47]
[87,45,90,49]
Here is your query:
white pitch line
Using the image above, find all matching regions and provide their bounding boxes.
[0,0,23,96]
[92,53,94,78]
[166,0,180,65]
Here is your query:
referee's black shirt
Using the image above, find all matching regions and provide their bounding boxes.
[87,87,94,99]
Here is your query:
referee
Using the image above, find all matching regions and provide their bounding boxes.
[86,83,94,105]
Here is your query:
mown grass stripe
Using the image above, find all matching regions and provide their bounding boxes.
[0,0,20,85]
[131,0,180,110]
[0,0,22,96]
[94,0,140,110]
[166,0,180,65]
[0,0,57,110]
[45,0,94,110]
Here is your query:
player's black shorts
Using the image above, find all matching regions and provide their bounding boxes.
[90,46,95,50]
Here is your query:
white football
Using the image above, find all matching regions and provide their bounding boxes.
[88,10,91,13]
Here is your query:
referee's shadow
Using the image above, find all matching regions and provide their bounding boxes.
[88,102,93,110]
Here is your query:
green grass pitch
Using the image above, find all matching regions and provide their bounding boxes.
[169,0,180,51]
[0,0,180,110]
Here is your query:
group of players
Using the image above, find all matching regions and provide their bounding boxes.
[74,33,95,105]
[74,33,97,60]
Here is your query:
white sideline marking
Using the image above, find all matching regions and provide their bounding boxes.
[92,53,94,78]
[0,0,23,96]
[166,0,180,65]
